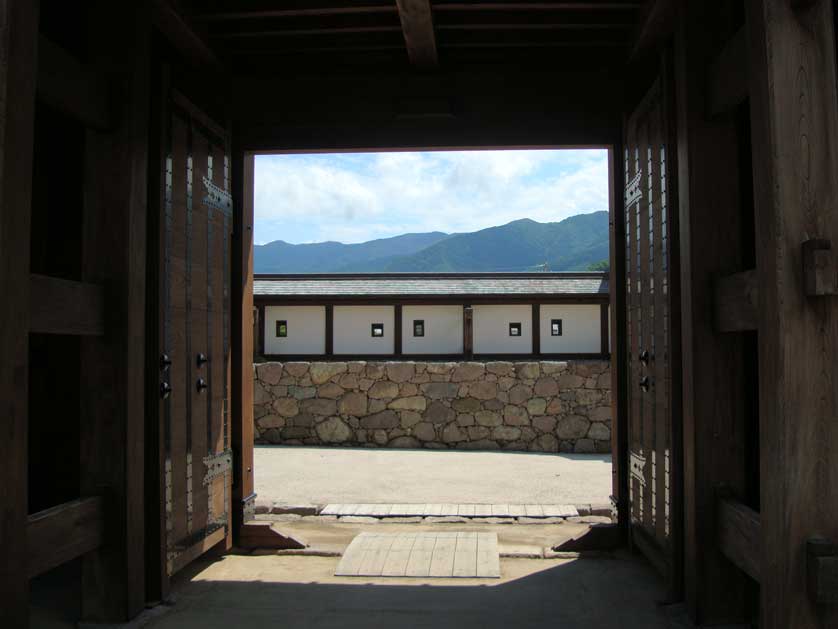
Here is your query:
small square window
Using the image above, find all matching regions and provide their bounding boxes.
[551,319,563,336]
[276,320,288,337]
[509,322,522,337]
[371,323,384,337]
[413,320,425,337]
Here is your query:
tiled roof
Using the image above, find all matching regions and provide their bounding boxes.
[253,274,609,298]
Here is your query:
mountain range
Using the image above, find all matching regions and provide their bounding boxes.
[254,211,609,273]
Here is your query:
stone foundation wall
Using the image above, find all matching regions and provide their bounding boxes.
[254,360,611,453]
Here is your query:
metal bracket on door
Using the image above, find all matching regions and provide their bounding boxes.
[203,449,233,486]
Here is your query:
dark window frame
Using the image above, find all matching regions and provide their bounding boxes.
[551,319,563,336]
[509,322,522,337]
[371,322,384,337]
[276,320,288,338]
[413,319,425,337]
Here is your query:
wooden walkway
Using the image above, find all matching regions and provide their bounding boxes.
[335,532,500,578]
[321,503,579,518]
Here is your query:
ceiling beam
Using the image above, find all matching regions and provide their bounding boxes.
[192,2,397,21]
[396,0,438,69]
[630,0,677,58]
[434,2,642,9]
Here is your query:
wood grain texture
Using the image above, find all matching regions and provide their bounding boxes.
[29,273,105,335]
[714,269,758,332]
[395,0,438,69]
[80,3,150,621]
[717,496,761,582]
[27,497,105,578]
[674,1,751,622]
[746,0,838,626]
[231,151,256,541]
[37,35,111,130]
[708,26,748,117]
[0,1,38,626]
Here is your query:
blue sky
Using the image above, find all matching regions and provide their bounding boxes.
[254,149,608,245]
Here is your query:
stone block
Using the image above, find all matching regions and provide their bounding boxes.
[400,411,423,428]
[284,362,310,378]
[498,376,517,391]
[486,361,514,376]
[368,381,400,399]
[590,405,612,422]
[574,438,596,453]
[388,436,421,448]
[301,398,337,416]
[457,439,500,450]
[483,399,504,411]
[530,434,559,452]
[469,381,498,400]
[508,384,533,405]
[309,362,348,384]
[317,383,344,399]
[273,397,300,417]
[526,398,548,416]
[365,363,386,379]
[338,374,359,389]
[257,414,285,429]
[534,377,559,397]
[492,425,521,441]
[292,413,315,427]
[338,392,368,416]
[546,398,566,415]
[456,413,475,426]
[368,399,387,413]
[442,423,467,443]
[516,362,541,379]
[289,385,317,400]
[541,361,568,375]
[503,405,529,426]
[388,396,427,411]
[451,362,485,382]
[532,416,557,433]
[423,400,455,424]
[467,426,491,440]
[556,415,591,439]
[282,427,310,439]
[347,361,367,373]
[557,373,585,388]
[361,410,400,429]
[257,362,284,385]
[399,383,419,396]
[426,362,456,375]
[373,429,389,445]
[587,422,611,441]
[386,362,415,382]
[452,397,481,413]
[475,410,502,427]
[421,382,460,399]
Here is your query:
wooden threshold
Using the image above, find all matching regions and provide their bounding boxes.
[170,527,226,575]
[29,273,105,336]
[27,496,105,579]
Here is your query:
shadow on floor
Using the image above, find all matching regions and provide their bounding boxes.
[146,552,672,629]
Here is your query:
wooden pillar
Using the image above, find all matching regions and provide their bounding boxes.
[674,0,751,623]
[80,2,150,621]
[607,143,630,540]
[0,1,39,626]
[531,304,541,356]
[394,304,403,357]
[463,305,473,358]
[231,150,255,537]
[325,305,334,357]
[747,0,838,626]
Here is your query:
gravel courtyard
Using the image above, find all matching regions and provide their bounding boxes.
[254,446,612,506]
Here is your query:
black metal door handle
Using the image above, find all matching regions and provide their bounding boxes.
[197,353,208,367]
[160,381,172,399]
[160,353,172,370]
[196,377,208,393]
[639,349,650,365]
[639,376,650,392]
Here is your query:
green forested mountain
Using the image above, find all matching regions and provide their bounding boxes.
[254,211,609,273]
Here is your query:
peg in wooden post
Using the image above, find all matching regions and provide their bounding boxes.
[807,538,838,605]
[802,239,837,296]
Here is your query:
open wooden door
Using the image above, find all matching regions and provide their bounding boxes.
[623,69,682,590]
[152,81,234,583]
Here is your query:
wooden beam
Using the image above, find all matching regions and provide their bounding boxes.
[27,497,105,579]
[714,269,758,332]
[463,305,474,358]
[193,2,398,21]
[0,0,39,625]
[600,303,610,355]
[325,305,334,356]
[394,304,403,356]
[631,0,677,58]
[37,36,111,130]
[153,0,224,72]
[396,0,438,69]
[708,27,748,117]
[717,496,762,582]
[29,274,105,336]
[532,303,541,355]
[436,2,643,10]
[231,151,256,544]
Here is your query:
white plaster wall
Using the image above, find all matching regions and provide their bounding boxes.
[402,305,463,355]
[473,304,532,354]
[539,304,602,354]
[264,305,326,355]
[333,305,395,355]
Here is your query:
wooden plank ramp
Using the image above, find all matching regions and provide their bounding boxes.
[336,532,500,578]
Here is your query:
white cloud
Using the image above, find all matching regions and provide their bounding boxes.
[255,149,608,244]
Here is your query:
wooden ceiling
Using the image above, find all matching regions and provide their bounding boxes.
[182,1,645,73]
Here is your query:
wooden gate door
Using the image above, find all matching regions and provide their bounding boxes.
[623,74,681,585]
[156,88,234,577]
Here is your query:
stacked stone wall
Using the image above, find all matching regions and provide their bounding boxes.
[253,360,611,453]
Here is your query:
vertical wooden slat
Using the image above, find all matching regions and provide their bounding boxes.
[231,150,255,541]
[80,1,150,620]
[394,304,403,357]
[531,304,541,356]
[0,1,38,626]
[747,0,838,627]
[325,304,334,356]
